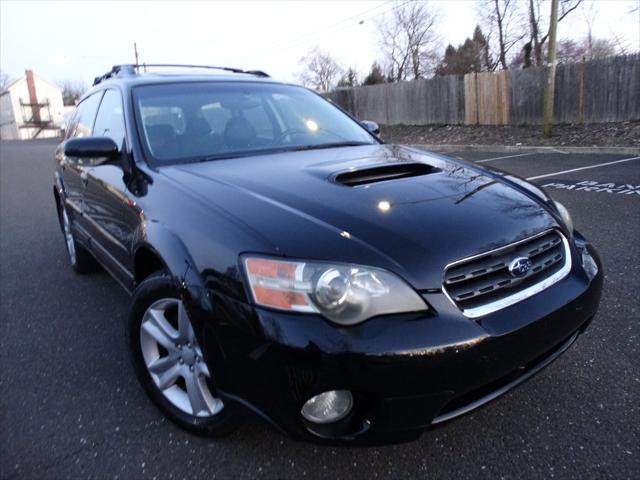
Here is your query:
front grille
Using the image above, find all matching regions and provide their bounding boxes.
[443,230,570,317]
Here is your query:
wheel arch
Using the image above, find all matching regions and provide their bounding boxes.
[53,171,65,220]
[133,223,210,309]
[133,244,167,284]
[53,184,64,233]
[53,185,61,209]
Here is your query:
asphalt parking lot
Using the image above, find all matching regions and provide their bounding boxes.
[1,139,638,479]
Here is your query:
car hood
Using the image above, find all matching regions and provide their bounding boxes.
[164,144,559,289]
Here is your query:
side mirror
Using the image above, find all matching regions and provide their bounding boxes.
[64,137,119,166]
[361,120,380,135]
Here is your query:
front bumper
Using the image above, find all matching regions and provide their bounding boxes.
[201,238,603,444]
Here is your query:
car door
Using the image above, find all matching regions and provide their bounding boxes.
[83,88,140,288]
[59,92,104,241]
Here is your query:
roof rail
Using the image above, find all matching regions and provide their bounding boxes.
[93,64,270,85]
[243,70,270,78]
[93,64,136,86]
[137,64,270,78]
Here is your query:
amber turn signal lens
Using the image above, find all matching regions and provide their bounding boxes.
[244,258,314,311]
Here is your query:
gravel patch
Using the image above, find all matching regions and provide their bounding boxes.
[380,122,640,148]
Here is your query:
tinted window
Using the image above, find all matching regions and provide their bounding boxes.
[133,82,376,164]
[93,89,126,146]
[67,92,103,138]
[201,102,231,132]
[243,102,275,139]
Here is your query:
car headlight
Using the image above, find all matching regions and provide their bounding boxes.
[574,238,599,281]
[242,256,427,325]
[553,200,573,234]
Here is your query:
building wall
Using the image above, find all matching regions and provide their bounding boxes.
[0,92,19,140]
[3,73,65,139]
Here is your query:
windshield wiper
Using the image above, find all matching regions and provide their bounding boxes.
[288,141,372,152]
[193,142,372,164]
[195,150,272,162]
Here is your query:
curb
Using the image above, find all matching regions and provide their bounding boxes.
[410,144,640,155]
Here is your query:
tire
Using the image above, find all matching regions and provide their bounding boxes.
[127,272,241,437]
[58,203,99,274]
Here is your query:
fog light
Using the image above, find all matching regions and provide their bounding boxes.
[581,247,598,280]
[301,390,353,424]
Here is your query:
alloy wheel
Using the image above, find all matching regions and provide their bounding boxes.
[62,208,76,265]
[139,298,223,417]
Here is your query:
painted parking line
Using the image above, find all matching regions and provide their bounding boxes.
[539,180,640,195]
[475,153,535,163]
[545,147,570,155]
[526,156,640,181]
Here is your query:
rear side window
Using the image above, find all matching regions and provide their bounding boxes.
[66,92,103,138]
[93,89,126,147]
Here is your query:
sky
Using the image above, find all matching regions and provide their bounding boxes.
[1,0,638,87]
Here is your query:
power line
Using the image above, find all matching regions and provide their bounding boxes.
[224,1,393,62]
[224,0,409,64]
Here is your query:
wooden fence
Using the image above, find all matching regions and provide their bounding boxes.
[327,54,639,126]
[330,76,465,125]
[465,70,511,125]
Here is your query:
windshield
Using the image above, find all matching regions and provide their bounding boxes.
[133,82,378,164]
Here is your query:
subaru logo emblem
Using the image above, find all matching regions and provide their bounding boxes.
[509,257,532,277]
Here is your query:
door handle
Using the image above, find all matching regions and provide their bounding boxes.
[80,171,89,187]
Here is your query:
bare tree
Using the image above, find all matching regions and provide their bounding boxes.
[377,1,439,81]
[0,69,14,91]
[337,67,359,88]
[588,38,621,59]
[480,0,527,70]
[61,80,87,106]
[554,39,586,63]
[297,48,343,93]
[582,1,597,59]
[527,0,583,66]
[584,3,632,57]
[514,35,621,67]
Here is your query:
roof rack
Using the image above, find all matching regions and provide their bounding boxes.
[93,65,137,85]
[92,63,270,86]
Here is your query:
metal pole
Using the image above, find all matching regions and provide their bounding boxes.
[578,56,585,125]
[134,42,140,67]
[542,0,559,138]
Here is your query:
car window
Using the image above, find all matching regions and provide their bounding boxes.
[242,101,275,140]
[133,82,377,165]
[93,89,126,147]
[140,106,186,135]
[201,102,231,133]
[67,92,104,139]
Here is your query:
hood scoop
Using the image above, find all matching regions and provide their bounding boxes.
[334,162,440,187]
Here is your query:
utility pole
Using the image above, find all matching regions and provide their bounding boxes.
[542,0,559,138]
[134,42,140,66]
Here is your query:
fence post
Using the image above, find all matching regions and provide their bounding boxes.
[464,73,479,125]
[578,56,585,125]
[475,73,480,125]
[542,0,559,138]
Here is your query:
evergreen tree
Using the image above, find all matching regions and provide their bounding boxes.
[362,62,385,85]
[435,26,492,75]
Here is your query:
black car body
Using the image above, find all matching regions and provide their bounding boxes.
[53,65,603,443]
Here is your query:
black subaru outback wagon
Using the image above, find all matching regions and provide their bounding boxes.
[54,64,603,443]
